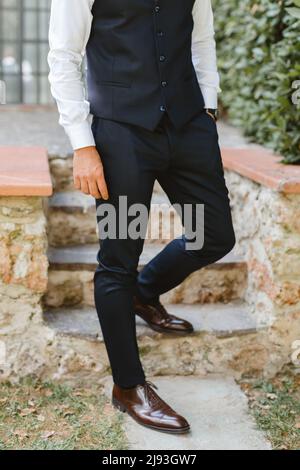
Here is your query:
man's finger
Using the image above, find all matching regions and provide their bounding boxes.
[80,177,90,195]
[88,179,102,199]
[96,174,109,200]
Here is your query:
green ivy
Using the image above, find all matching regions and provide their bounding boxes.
[213,0,300,163]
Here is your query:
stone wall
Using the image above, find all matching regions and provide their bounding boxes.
[1,142,299,383]
[0,194,110,385]
[225,169,300,373]
[0,196,54,381]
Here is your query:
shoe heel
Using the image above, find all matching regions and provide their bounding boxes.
[112,397,126,413]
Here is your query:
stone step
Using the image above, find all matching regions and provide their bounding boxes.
[45,301,257,340]
[47,191,97,246]
[45,302,256,341]
[48,243,244,271]
[48,190,95,212]
[43,302,265,380]
[101,375,271,450]
[45,244,247,308]
[47,190,182,246]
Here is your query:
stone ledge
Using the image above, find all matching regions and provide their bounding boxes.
[47,243,245,271]
[222,147,300,194]
[0,146,53,196]
[44,301,258,341]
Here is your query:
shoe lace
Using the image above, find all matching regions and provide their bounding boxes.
[143,380,159,405]
[154,302,170,320]
[143,381,175,413]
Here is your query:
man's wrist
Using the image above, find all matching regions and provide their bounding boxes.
[74,146,97,155]
[65,120,96,151]
[205,108,218,122]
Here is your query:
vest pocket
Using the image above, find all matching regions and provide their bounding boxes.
[98,80,131,89]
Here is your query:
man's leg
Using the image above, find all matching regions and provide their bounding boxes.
[93,116,167,388]
[92,116,191,434]
[136,110,236,303]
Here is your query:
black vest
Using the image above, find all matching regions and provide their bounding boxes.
[86,0,205,130]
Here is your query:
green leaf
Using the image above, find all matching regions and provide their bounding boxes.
[213,0,300,163]
[285,7,300,19]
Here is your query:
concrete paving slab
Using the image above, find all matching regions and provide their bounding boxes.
[102,375,271,450]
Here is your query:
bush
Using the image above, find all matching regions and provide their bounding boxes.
[213,0,300,163]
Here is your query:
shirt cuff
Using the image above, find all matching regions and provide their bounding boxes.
[65,119,96,150]
[200,86,221,109]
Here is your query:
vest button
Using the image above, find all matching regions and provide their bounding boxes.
[161,81,167,87]
[160,105,166,112]
[157,31,164,37]
[154,5,160,13]
[159,55,166,62]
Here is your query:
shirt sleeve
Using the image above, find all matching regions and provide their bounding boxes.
[192,0,221,109]
[48,0,95,150]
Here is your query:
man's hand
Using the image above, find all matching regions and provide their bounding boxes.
[73,146,109,200]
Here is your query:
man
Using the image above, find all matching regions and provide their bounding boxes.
[48,0,235,434]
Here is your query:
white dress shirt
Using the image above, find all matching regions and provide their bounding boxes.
[48,0,221,150]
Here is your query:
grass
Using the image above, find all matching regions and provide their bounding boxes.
[0,377,128,450]
[240,365,300,450]
[3,367,300,450]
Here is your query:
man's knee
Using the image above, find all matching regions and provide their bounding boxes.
[94,241,141,281]
[187,224,236,260]
[94,265,138,299]
[219,228,236,257]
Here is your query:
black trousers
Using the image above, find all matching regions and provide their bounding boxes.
[92,110,235,388]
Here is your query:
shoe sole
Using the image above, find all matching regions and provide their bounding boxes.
[134,311,194,336]
[112,397,190,435]
[146,322,194,335]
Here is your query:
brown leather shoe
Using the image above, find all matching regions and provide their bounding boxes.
[112,381,190,434]
[133,296,194,335]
